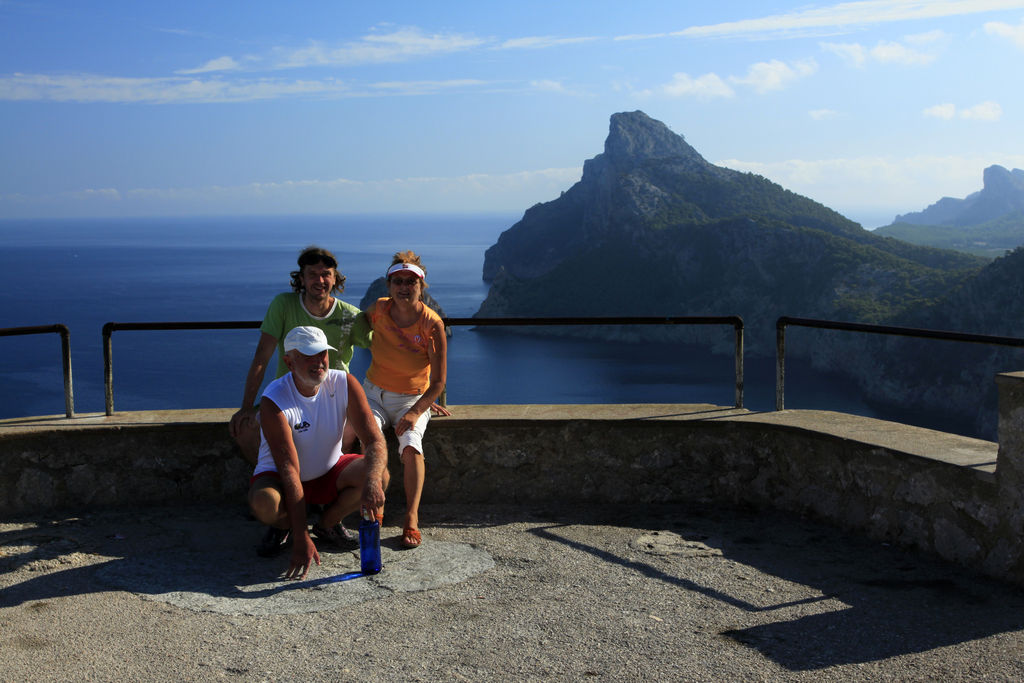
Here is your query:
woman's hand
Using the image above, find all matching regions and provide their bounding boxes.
[395,409,421,436]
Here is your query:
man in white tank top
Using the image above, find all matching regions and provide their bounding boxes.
[248,326,389,580]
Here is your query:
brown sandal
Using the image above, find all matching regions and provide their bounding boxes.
[402,527,422,548]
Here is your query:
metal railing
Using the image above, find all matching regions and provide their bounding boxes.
[103,320,260,416]
[18,314,1024,418]
[0,324,74,417]
[102,315,745,415]
[775,316,1024,410]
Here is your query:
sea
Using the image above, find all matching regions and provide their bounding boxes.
[0,213,883,421]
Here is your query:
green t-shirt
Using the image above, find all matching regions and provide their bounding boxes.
[260,292,371,377]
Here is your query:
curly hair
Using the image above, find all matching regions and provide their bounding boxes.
[290,245,345,294]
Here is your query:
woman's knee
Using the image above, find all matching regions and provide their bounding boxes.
[400,446,423,467]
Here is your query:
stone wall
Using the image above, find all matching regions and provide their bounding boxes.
[0,423,247,512]
[994,371,1024,578]
[3,385,1024,585]
[422,415,1001,572]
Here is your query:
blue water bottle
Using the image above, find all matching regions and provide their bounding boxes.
[359,508,382,574]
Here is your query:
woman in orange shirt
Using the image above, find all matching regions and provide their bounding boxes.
[363,251,449,547]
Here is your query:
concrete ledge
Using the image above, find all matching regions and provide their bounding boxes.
[1,402,1018,583]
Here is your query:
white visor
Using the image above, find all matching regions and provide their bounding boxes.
[386,263,425,279]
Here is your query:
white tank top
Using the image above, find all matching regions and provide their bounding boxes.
[254,369,350,480]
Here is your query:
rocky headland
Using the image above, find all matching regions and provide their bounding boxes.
[475,110,1024,438]
[875,165,1024,258]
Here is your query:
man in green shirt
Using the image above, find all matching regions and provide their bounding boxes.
[229,246,370,466]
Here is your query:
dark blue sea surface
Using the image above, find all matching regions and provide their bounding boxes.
[0,214,881,421]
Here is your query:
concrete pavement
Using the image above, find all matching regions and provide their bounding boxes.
[3,500,1024,681]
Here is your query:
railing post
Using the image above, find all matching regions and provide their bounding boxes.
[734,322,744,409]
[776,319,786,411]
[0,324,75,419]
[59,325,74,418]
[103,323,114,416]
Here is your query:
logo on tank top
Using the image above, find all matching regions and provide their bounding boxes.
[294,420,311,432]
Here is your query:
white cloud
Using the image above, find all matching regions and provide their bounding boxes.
[0,72,351,103]
[2,70,565,103]
[158,27,214,39]
[729,59,818,93]
[651,72,734,99]
[173,27,597,76]
[71,188,121,201]
[175,56,241,75]
[821,42,868,66]
[613,32,669,42]
[923,101,1002,120]
[984,19,1024,48]
[904,29,948,46]
[960,100,1003,120]
[0,72,509,103]
[823,33,944,67]
[530,79,571,94]
[924,103,957,119]
[715,153,1024,226]
[368,79,487,95]
[0,168,585,218]
[499,36,598,49]
[809,108,839,120]
[272,27,485,69]
[869,40,936,65]
[644,59,816,100]
[679,0,1024,39]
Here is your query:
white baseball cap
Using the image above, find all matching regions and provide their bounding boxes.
[283,326,337,355]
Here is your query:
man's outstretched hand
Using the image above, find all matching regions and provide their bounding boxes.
[285,531,320,580]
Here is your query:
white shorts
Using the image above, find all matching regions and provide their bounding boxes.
[362,379,430,456]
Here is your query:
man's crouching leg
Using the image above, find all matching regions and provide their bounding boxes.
[248,475,288,528]
[319,455,391,529]
[248,474,292,557]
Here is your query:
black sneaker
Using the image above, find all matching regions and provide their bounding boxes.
[257,526,291,557]
[306,503,325,526]
[311,522,357,547]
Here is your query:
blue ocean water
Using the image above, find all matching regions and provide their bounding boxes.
[0,214,880,420]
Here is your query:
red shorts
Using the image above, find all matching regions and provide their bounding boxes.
[250,454,362,505]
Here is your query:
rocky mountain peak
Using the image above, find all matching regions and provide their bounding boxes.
[893,164,1024,226]
[482,110,879,283]
[603,110,708,169]
[982,164,1024,197]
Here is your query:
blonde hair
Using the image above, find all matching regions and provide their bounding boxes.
[388,250,428,290]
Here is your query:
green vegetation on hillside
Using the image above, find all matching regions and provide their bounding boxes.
[874,211,1024,259]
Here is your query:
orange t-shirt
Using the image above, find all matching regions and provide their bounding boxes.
[365,298,443,394]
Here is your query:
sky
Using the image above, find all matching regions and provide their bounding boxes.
[3,1,1024,228]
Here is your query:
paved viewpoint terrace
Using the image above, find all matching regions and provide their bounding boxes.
[4,499,1024,681]
[2,399,1024,680]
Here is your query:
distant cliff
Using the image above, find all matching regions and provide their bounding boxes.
[861,245,1024,437]
[892,165,1024,226]
[478,111,983,344]
[875,165,1024,257]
